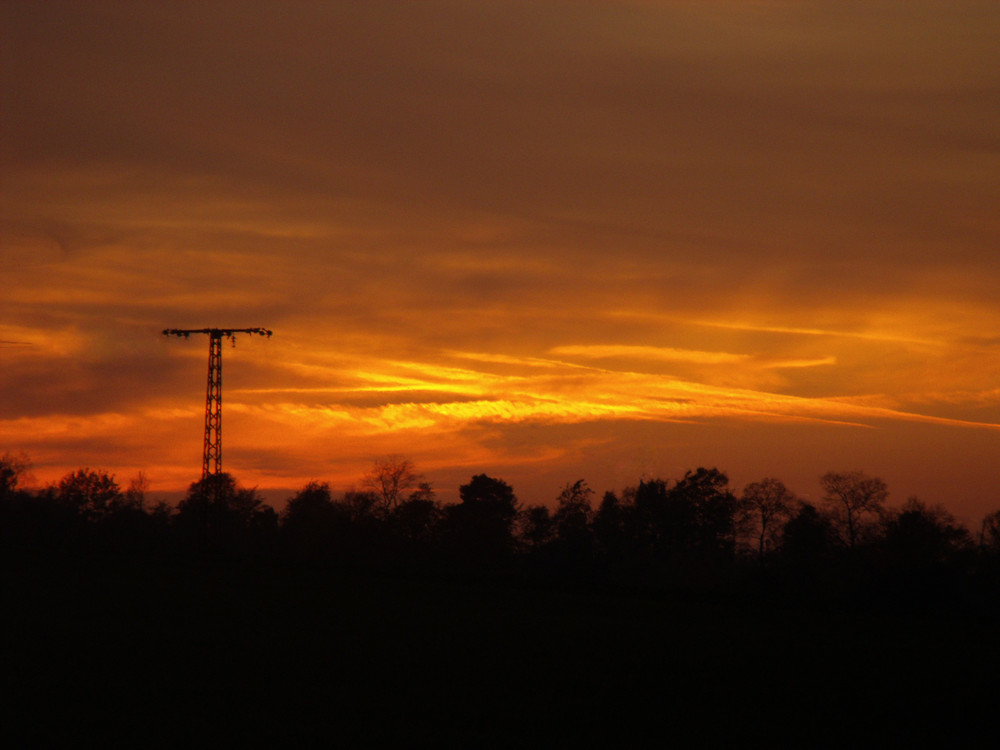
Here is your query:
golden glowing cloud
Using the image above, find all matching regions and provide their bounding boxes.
[549,345,750,365]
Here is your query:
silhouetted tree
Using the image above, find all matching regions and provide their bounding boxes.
[632,477,686,556]
[0,453,76,551]
[57,468,121,520]
[1,450,33,499]
[340,489,382,523]
[820,471,888,549]
[175,473,276,544]
[519,505,554,549]
[980,509,1000,553]
[592,490,628,561]
[459,474,519,521]
[671,467,738,558]
[123,471,150,511]
[547,479,596,577]
[740,478,797,561]
[616,468,738,587]
[881,498,971,569]
[779,503,836,569]
[406,481,436,504]
[281,481,341,556]
[333,490,387,565]
[444,474,520,569]
[363,455,420,512]
[282,481,336,528]
[553,479,594,545]
[391,494,442,544]
[96,471,168,554]
[149,500,174,523]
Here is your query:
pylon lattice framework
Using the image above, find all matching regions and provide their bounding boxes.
[163,328,272,480]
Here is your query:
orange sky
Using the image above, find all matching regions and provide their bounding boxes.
[2,1,999,520]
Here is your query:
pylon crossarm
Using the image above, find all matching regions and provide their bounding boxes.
[163,327,272,339]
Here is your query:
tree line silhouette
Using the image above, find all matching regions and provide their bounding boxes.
[4,450,1000,613]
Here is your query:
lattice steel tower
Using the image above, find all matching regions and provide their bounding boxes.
[163,327,272,479]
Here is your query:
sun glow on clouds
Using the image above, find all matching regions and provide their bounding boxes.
[202,339,1000,503]
[549,344,749,365]
[232,346,1000,439]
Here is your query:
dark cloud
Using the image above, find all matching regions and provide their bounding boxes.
[0,348,190,418]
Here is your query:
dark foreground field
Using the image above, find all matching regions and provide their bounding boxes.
[4,554,997,747]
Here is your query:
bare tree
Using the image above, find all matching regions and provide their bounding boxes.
[820,470,888,549]
[363,455,420,512]
[740,478,796,561]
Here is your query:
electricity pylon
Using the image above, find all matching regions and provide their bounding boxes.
[163,327,272,480]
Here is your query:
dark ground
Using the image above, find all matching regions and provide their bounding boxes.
[4,553,997,747]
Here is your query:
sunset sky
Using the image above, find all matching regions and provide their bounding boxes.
[3,1,999,519]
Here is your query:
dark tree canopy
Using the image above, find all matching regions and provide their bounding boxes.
[520,505,554,549]
[282,481,336,527]
[553,479,594,544]
[57,468,121,519]
[629,468,737,563]
[281,481,341,553]
[780,503,836,567]
[882,498,971,567]
[175,473,276,538]
[391,495,442,543]
[5,449,1000,616]
[444,474,520,567]
[459,474,518,518]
